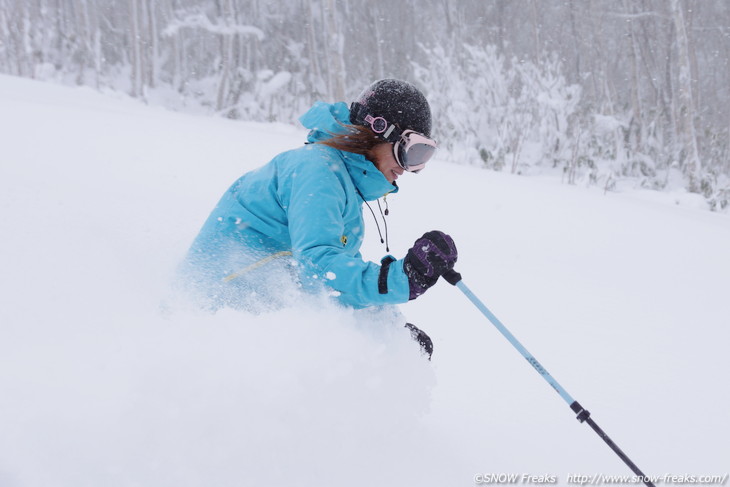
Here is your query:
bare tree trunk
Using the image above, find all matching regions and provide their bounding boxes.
[163,0,177,90]
[13,1,29,76]
[584,0,602,102]
[324,0,345,101]
[216,0,235,113]
[530,0,540,60]
[568,0,581,80]
[129,0,143,97]
[170,0,186,92]
[663,18,678,187]
[306,0,322,96]
[684,0,700,111]
[623,0,643,151]
[77,0,101,88]
[73,0,86,84]
[146,0,158,88]
[671,0,702,191]
[496,0,505,54]
[250,0,260,76]
[0,0,10,73]
[370,3,384,80]
[92,5,103,89]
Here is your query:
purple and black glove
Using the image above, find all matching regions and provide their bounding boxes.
[404,230,458,300]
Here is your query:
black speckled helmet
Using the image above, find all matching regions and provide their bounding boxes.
[349,79,432,141]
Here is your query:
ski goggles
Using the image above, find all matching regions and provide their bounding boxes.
[392,130,437,173]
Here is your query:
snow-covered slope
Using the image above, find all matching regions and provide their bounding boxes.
[1,75,728,486]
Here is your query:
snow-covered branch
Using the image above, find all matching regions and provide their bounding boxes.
[162,14,264,39]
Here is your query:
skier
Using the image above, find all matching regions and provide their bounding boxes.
[179,79,458,358]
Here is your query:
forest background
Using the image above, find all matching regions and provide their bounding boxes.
[2,0,729,210]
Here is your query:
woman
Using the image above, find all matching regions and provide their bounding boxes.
[181,79,458,355]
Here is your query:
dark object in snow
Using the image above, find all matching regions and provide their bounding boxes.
[405,322,433,360]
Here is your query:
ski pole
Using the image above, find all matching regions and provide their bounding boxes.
[442,269,656,487]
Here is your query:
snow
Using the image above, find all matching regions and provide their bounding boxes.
[260,72,293,99]
[161,14,265,39]
[1,74,728,486]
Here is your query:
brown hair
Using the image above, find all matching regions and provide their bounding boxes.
[316,123,384,159]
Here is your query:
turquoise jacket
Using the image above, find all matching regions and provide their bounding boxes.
[185,101,411,309]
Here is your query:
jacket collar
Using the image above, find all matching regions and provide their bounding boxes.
[342,152,398,201]
[299,101,398,201]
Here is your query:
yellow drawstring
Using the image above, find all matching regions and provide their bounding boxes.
[223,250,293,282]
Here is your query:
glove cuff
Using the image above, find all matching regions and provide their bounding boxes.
[378,255,397,294]
[404,257,438,300]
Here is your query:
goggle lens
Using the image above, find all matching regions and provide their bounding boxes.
[394,131,437,173]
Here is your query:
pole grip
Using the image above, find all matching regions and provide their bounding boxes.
[442,269,462,285]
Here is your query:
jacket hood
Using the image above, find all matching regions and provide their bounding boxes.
[299,101,398,201]
[299,101,351,143]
